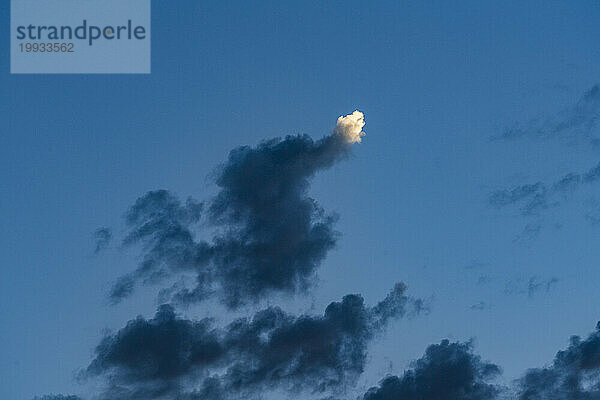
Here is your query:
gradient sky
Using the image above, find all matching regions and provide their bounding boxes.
[3,1,600,399]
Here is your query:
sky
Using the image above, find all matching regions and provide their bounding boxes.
[3,1,600,399]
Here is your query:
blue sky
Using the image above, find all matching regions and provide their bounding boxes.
[3,1,600,399]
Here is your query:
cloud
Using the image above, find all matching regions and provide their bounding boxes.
[109,275,136,304]
[470,301,490,311]
[489,161,600,221]
[498,85,600,147]
[333,110,366,144]
[109,112,367,308]
[359,322,600,400]
[361,340,502,400]
[512,223,543,243]
[85,283,421,400]
[107,190,205,302]
[489,182,549,216]
[584,199,600,225]
[32,396,83,400]
[93,227,112,254]
[526,276,558,298]
[504,276,559,299]
[517,322,600,400]
[490,86,600,235]
[79,317,600,400]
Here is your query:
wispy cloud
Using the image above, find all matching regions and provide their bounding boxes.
[489,161,600,222]
[93,227,112,254]
[489,183,548,216]
[504,276,559,299]
[470,301,491,311]
[512,223,543,244]
[497,85,600,147]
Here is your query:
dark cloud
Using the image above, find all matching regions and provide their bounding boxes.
[518,322,600,400]
[498,85,600,146]
[362,340,502,400]
[86,283,421,400]
[93,227,112,254]
[110,131,358,308]
[359,322,600,400]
